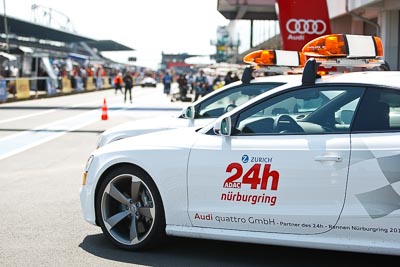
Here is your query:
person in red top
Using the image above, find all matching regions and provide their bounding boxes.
[113,72,123,94]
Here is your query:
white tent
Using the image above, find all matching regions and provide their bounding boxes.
[0,52,17,61]
[185,56,216,65]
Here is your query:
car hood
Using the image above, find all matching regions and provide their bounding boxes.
[142,77,156,82]
[105,116,176,134]
[97,127,201,154]
[98,115,178,147]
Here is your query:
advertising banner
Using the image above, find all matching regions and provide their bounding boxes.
[16,78,30,99]
[102,76,111,88]
[62,77,72,93]
[0,80,7,101]
[86,77,96,91]
[276,0,331,51]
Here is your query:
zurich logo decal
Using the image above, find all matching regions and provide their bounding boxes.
[242,155,249,163]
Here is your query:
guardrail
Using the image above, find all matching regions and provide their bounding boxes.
[0,76,113,103]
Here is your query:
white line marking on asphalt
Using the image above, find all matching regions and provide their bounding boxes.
[0,95,183,160]
[0,109,57,124]
[0,109,101,160]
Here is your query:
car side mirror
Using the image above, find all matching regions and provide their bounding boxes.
[213,116,232,136]
[182,106,195,119]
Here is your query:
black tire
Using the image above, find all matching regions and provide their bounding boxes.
[95,166,165,250]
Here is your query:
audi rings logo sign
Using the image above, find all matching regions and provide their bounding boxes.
[286,19,327,35]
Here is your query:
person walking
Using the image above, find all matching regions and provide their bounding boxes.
[123,71,134,103]
[177,73,188,101]
[224,71,233,86]
[113,72,123,94]
[212,74,223,90]
[162,71,172,95]
[193,69,210,101]
[232,72,240,82]
[187,71,195,94]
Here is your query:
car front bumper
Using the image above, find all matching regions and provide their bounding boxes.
[80,183,97,226]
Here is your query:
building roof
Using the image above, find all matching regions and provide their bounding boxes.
[86,40,134,52]
[217,0,277,20]
[0,14,134,52]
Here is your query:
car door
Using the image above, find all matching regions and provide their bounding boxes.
[187,86,365,234]
[343,87,400,231]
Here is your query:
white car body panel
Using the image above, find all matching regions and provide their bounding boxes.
[166,225,398,255]
[97,115,214,147]
[81,127,201,226]
[140,77,157,87]
[187,133,350,234]
[338,132,400,245]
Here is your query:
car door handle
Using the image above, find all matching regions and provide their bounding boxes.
[314,155,342,162]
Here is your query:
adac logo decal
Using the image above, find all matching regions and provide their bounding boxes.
[221,155,279,206]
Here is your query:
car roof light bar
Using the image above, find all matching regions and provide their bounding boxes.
[243,50,306,76]
[301,34,388,85]
[312,58,386,69]
[302,34,383,58]
[241,66,255,84]
[244,49,306,66]
[302,58,321,85]
[302,34,386,69]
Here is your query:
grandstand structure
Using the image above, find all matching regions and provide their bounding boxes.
[0,12,134,77]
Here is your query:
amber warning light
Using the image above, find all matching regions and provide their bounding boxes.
[302,34,383,58]
[243,50,306,74]
[243,50,306,66]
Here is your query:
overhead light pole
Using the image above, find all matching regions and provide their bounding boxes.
[3,0,10,53]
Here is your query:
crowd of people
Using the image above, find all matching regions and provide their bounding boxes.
[162,69,241,102]
[1,59,242,103]
[109,67,241,103]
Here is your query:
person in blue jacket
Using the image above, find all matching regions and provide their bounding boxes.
[162,71,172,95]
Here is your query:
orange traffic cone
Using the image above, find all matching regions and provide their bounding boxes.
[101,98,108,120]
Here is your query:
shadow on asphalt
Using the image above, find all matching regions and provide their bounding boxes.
[79,234,395,267]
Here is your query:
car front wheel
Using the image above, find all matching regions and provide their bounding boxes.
[96,166,165,250]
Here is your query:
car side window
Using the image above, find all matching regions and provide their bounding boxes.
[233,86,365,135]
[196,83,283,118]
[352,88,400,132]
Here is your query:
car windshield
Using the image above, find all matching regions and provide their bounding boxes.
[195,82,285,119]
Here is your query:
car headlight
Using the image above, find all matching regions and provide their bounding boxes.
[82,155,94,185]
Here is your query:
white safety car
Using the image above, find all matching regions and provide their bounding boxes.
[140,77,157,87]
[97,50,305,148]
[80,34,400,255]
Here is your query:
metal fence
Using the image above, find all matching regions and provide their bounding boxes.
[0,76,113,102]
